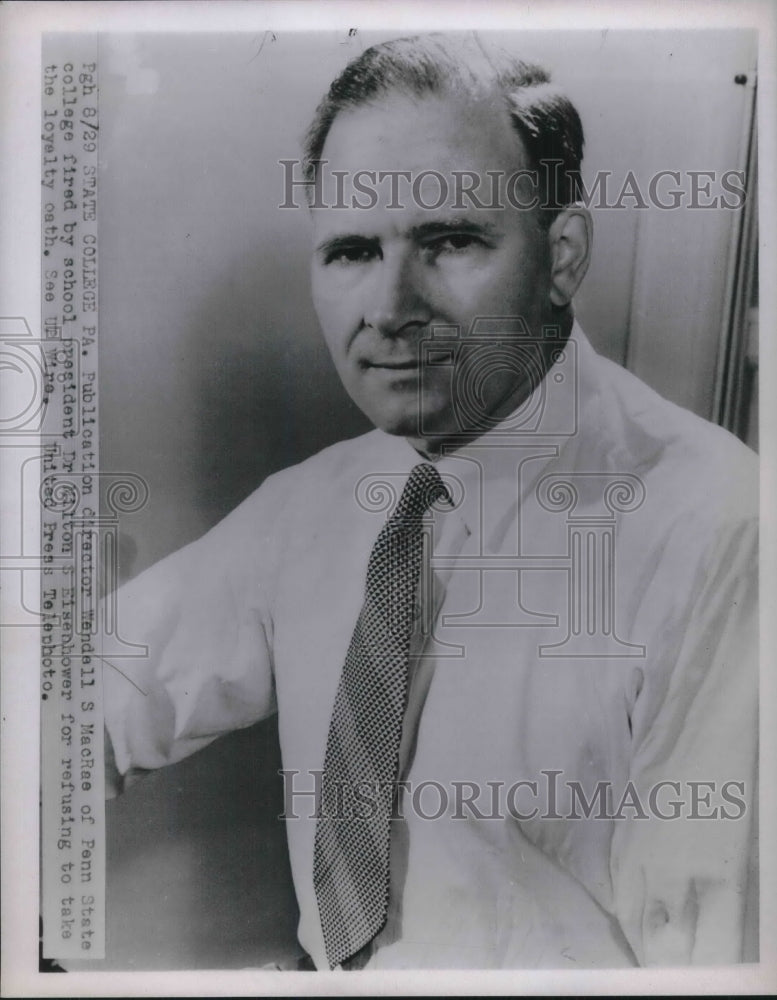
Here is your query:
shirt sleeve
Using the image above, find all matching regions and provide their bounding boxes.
[102,469,291,790]
[609,513,758,965]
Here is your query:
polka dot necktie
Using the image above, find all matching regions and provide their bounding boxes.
[313,462,450,969]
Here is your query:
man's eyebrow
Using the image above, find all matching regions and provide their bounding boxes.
[314,218,501,256]
[314,233,380,256]
[408,218,501,240]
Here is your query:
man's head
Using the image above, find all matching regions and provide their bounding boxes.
[305,33,593,454]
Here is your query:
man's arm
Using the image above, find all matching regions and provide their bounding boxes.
[102,469,291,794]
[610,513,758,965]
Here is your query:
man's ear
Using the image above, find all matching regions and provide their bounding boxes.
[547,205,593,308]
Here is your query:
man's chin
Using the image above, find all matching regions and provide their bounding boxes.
[368,406,461,453]
[372,413,426,439]
[352,387,457,444]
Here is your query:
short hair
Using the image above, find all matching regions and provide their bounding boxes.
[302,32,585,222]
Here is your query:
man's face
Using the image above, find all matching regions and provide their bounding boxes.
[310,92,555,451]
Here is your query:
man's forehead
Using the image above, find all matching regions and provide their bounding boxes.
[317,90,528,183]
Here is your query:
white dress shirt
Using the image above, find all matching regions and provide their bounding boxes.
[103,323,758,969]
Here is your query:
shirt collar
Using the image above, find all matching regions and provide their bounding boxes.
[354,320,601,541]
[367,321,600,539]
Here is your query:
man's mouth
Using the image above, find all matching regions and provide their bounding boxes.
[362,359,419,370]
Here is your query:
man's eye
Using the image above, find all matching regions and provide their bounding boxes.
[324,245,379,266]
[427,233,486,255]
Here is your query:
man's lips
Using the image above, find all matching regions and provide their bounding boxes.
[362,359,420,370]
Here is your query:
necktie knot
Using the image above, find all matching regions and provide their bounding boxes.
[392,462,451,523]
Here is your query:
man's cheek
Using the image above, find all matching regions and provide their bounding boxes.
[418,370,454,415]
[318,325,351,365]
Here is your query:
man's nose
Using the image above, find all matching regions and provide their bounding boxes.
[363,248,431,337]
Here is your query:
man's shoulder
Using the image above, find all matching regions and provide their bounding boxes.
[585,343,758,526]
[234,428,393,514]
[272,428,394,486]
[602,359,758,517]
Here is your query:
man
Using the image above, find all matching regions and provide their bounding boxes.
[104,34,758,969]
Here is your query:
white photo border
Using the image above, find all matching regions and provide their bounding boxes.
[1,0,775,995]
